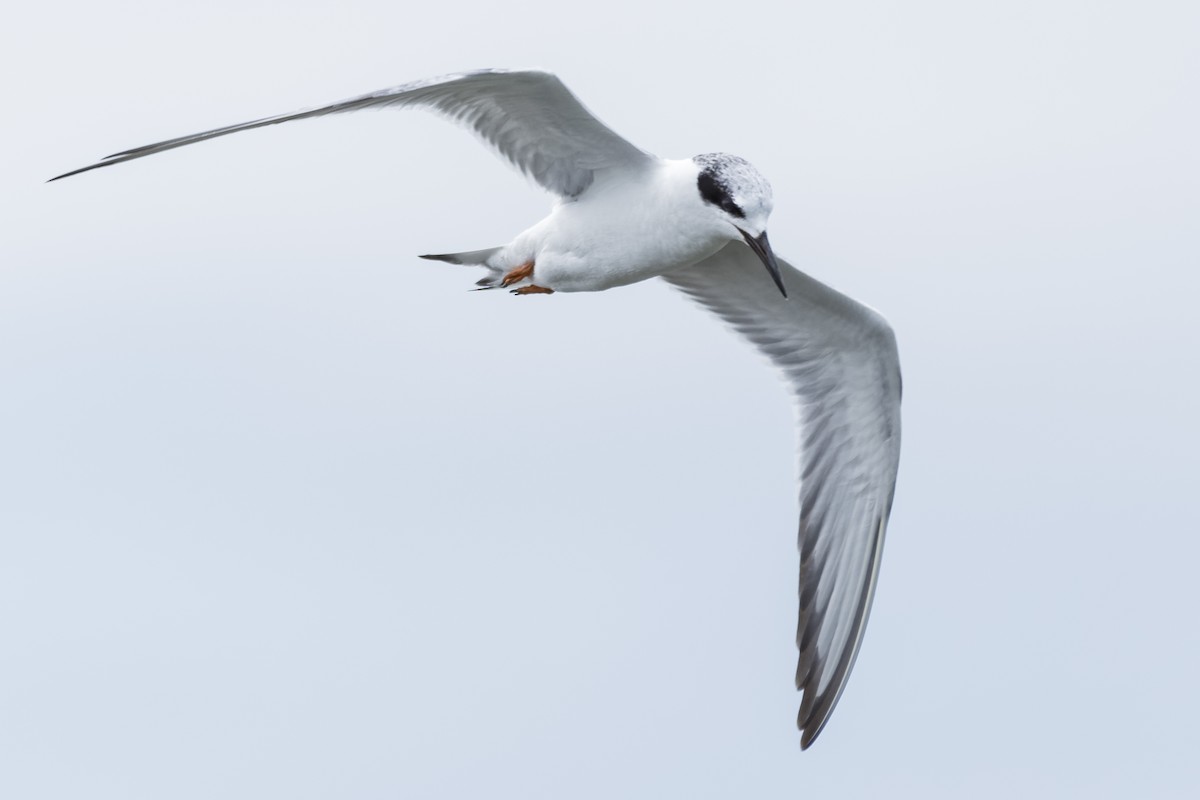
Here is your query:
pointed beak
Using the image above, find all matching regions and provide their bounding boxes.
[738,229,788,298]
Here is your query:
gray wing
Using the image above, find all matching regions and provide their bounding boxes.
[49,69,654,197]
[662,243,901,749]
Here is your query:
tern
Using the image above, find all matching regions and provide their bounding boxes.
[51,69,902,749]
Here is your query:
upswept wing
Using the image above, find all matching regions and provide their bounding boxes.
[50,69,654,197]
[662,243,902,749]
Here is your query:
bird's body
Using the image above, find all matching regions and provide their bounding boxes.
[462,159,739,293]
[52,68,902,749]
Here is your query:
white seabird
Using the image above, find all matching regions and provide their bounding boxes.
[51,68,902,749]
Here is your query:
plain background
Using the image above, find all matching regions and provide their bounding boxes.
[3,1,1198,797]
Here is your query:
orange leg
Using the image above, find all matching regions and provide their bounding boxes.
[500,261,535,288]
[511,285,555,295]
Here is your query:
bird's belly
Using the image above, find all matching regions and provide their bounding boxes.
[536,227,726,293]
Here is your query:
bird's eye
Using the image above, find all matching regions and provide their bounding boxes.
[697,172,745,219]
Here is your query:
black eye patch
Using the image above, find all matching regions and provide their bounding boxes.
[697,171,745,218]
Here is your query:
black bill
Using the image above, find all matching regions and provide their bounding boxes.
[739,229,788,298]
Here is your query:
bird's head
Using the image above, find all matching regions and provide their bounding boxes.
[692,153,786,297]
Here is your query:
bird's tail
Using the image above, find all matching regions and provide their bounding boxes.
[418,246,503,266]
[419,246,508,291]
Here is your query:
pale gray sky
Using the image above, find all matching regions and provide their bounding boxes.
[3,1,1198,797]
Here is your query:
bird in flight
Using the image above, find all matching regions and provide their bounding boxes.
[51,69,902,749]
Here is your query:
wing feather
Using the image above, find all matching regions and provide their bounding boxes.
[49,69,654,197]
[662,242,901,749]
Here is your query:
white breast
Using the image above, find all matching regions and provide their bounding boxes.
[521,159,732,293]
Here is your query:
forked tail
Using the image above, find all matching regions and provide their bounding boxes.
[419,246,507,290]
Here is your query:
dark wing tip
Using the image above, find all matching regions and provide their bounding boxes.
[796,684,840,750]
[795,513,891,751]
[800,726,819,751]
[47,162,106,182]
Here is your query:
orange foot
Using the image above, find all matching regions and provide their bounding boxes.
[500,261,535,288]
[511,285,555,295]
